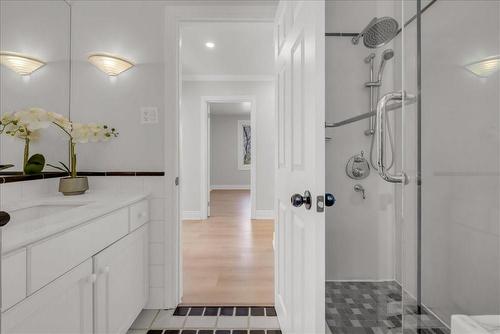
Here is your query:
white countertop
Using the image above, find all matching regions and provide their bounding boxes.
[1,191,149,254]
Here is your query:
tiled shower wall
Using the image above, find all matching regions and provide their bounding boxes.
[0,176,167,309]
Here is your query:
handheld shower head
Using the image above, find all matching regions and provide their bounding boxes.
[377,49,394,82]
[382,48,394,61]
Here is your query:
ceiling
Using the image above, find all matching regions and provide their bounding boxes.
[181,21,274,77]
[209,102,251,115]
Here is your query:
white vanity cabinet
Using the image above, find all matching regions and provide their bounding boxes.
[94,224,149,334]
[1,259,94,334]
[1,197,150,334]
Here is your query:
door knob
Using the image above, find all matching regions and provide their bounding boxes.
[0,211,10,227]
[325,193,336,207]
[291,190,312,210]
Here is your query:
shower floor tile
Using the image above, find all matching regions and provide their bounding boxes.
[325,281,450,334]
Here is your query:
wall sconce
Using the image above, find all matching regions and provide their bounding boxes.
[464,55,500,78]
[88,53,134,76]
[0,51,45,75]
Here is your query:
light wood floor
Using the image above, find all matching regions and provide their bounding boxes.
[182,190,274,306]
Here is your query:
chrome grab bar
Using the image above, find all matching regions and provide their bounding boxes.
[376,91,409,185]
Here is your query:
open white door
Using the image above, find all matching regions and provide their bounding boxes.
[274,1,326,333]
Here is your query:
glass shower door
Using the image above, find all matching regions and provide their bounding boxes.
[400,0,500,333]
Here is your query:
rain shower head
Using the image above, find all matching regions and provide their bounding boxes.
[352,17,399,49]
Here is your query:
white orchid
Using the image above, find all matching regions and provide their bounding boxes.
[0,108,71,140]
[50,119,118,177]
[70,122,118,143]
[1,108,118,178]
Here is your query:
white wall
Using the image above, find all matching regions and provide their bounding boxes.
[0,0,70,170]
[325,0,398,281]
[181,81,275,218]
[70,1,165,172]
[69,0,168,309]
[210,114,250,188]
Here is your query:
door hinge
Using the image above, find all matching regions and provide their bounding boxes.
[175,176,179,186]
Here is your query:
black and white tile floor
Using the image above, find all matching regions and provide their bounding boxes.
[128,306,281,334]
[326,281,450,334]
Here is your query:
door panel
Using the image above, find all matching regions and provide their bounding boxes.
[274,1,325,333]
[291,34,305,170]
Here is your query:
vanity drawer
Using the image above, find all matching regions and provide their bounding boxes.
[29,208,129,293]
[129,199,149,231]
[1,249,27,311]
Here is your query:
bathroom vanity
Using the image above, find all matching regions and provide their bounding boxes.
[0,192,150,334]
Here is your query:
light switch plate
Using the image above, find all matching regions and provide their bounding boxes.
[140,107,158,124]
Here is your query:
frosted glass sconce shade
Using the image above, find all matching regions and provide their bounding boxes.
[465,55,500,78]
[88,53,134,76]
[0,51,45,75]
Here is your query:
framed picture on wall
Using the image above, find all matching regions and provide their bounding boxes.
[238,120,251,170]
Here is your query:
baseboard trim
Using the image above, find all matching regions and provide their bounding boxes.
[254,210,274,220]
[182,211,201,220]
[210,185,250,190]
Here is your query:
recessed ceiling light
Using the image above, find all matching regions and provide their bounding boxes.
[205,42,215,49]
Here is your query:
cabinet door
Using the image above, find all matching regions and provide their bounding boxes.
[94,224,149,334]
[1,259,93,334]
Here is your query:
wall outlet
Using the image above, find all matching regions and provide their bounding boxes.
[140,107,158,124]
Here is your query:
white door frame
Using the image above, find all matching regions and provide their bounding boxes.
[200,96,257,220]
[174,15,273,305]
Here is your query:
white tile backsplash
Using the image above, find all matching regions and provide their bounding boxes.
[149,265,164,288]
[0,182,23,206]
[149,198,165,221]
[143,177,165,198]
[21,179,48,200]
[149,221,164,243]
[149,243,164,265]
[119,177,145,193]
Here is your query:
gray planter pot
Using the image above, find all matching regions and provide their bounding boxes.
[59,176,89,196]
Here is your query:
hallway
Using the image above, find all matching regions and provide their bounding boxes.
[182,190,274,306]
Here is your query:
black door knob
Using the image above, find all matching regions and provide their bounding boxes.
[325,193,336,207]
[291,190,312,210]
[0,211,10,227]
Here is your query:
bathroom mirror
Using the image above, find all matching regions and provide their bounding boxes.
[0,0,71,172]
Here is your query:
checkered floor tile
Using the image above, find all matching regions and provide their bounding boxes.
[326,281,450,334]
[128,306,281,334]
